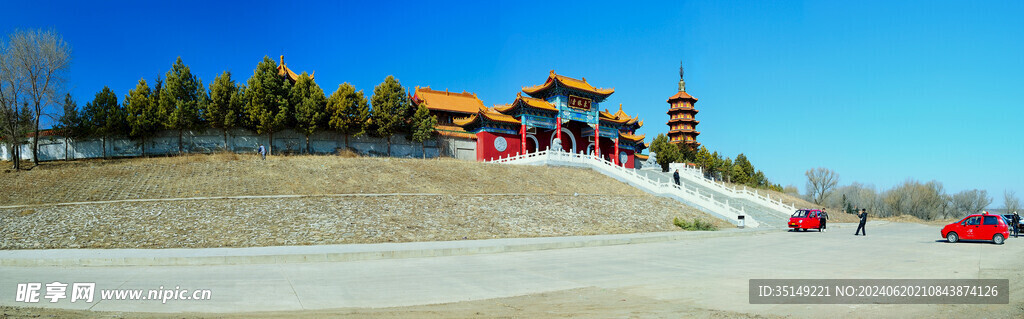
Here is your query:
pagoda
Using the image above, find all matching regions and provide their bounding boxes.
[666,63,699,147]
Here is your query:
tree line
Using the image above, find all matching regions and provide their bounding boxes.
[804,167,1020,220]
[53,56,437,160]
[648,133,784,192]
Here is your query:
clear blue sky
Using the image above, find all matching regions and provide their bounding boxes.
[5,0,1023,207]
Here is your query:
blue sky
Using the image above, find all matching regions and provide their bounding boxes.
[5,0,1023,207]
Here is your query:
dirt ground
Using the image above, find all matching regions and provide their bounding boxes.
[0,154,647,206]
[0,288,783,319]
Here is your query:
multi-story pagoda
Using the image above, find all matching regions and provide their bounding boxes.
[666,63,699,147]
[417,70,647,168]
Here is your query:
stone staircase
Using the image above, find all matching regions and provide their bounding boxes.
[489,150,797,228]
[636,170,791,229]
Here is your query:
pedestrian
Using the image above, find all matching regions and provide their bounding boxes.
[258,143,266,160]
[673,169,681,186]
[819,208,828,232]
[1013,212,1020,238]
[854,208,867,236]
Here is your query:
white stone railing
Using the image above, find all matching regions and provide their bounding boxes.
[489,149,759,228]
[666,165,796,216]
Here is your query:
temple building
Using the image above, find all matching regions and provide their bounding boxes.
[277,55,314,83]
[409,87,482,139]
[666,63,699,147]
[415,70,647,168]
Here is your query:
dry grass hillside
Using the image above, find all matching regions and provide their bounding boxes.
[0,154,729,249]
[1,153,648,206]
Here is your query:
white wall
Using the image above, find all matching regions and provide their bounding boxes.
[2,129,476,162]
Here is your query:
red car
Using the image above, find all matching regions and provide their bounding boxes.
[941,212,1009,245]
[788,209,824,232]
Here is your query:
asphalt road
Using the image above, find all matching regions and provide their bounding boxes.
[1,221,1021,318]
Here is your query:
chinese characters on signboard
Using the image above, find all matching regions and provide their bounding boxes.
[567,95,592,111]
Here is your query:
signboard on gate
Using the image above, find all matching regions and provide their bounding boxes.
[567,95,592,111]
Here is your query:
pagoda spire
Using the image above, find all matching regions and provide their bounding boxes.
[678,61,686,92]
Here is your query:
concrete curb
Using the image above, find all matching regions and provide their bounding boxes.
[0,229,775,267]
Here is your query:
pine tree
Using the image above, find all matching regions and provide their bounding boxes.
[124,78,161,156]
[83,87,124,158]
[409,104,437,158]
[695,146,712,177]
[648,134,679,172]
[370,75,411,155]
[244,56,291,156]
[159,57,206,153]
[290,72,327,153]
[325,83,370,149]
[54,93,89,160]
[207,71,244,149]
[733,153,755,185]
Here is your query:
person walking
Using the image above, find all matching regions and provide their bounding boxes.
[1013,212,1020,238]
[819,208,829,232]
[854,208,868,236]
[258,144,266,160]
[673,169,681,186]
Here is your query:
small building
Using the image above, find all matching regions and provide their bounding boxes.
[667,63,699,147]
[418,70,647,168]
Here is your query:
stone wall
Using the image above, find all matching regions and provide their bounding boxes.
[1,129,478,162]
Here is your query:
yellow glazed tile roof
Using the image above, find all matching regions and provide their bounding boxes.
[412,86,485,114]
[522,70,614,97]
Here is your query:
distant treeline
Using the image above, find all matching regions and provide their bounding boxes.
[648,134,785,192]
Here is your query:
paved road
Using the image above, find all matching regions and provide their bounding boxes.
[1,222,1021,317]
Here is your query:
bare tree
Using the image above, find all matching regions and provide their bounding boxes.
[950,189,991,218]
[0,41,31,170]
[805,167,839,204]
[6,29,72,164]
[1005,190,1020,214]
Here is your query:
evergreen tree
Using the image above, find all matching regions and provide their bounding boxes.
[159,57,206,153]
[695,146,713,177]
[54,93,89,160]
[409,104,437,158]
[370,75,411,155]
[733,153,754,185]
[124,78,161,156]
[677,143,697,163]
[325,83,370,149]
[207,70,245,149]
[83,86,124,158]
[648,133,678,172]
[290,72,327,153]
[244,56,291,155]
[721,157,733,183]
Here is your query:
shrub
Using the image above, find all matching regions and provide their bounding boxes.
[673,217,718,231]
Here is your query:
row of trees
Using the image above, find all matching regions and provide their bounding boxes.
[0,29,72,170]
[806,167,1020,220]
[55,56,437,159]
[648,133,784,192]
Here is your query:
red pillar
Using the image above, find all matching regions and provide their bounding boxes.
[520,122,526,154]
[594,124,600,158]
[555,116,562,151]
[614,137,620,166]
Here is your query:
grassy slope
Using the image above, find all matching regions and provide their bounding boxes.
[1,153,651,206]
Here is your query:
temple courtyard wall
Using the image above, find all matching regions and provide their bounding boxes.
[0,129,477,162]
